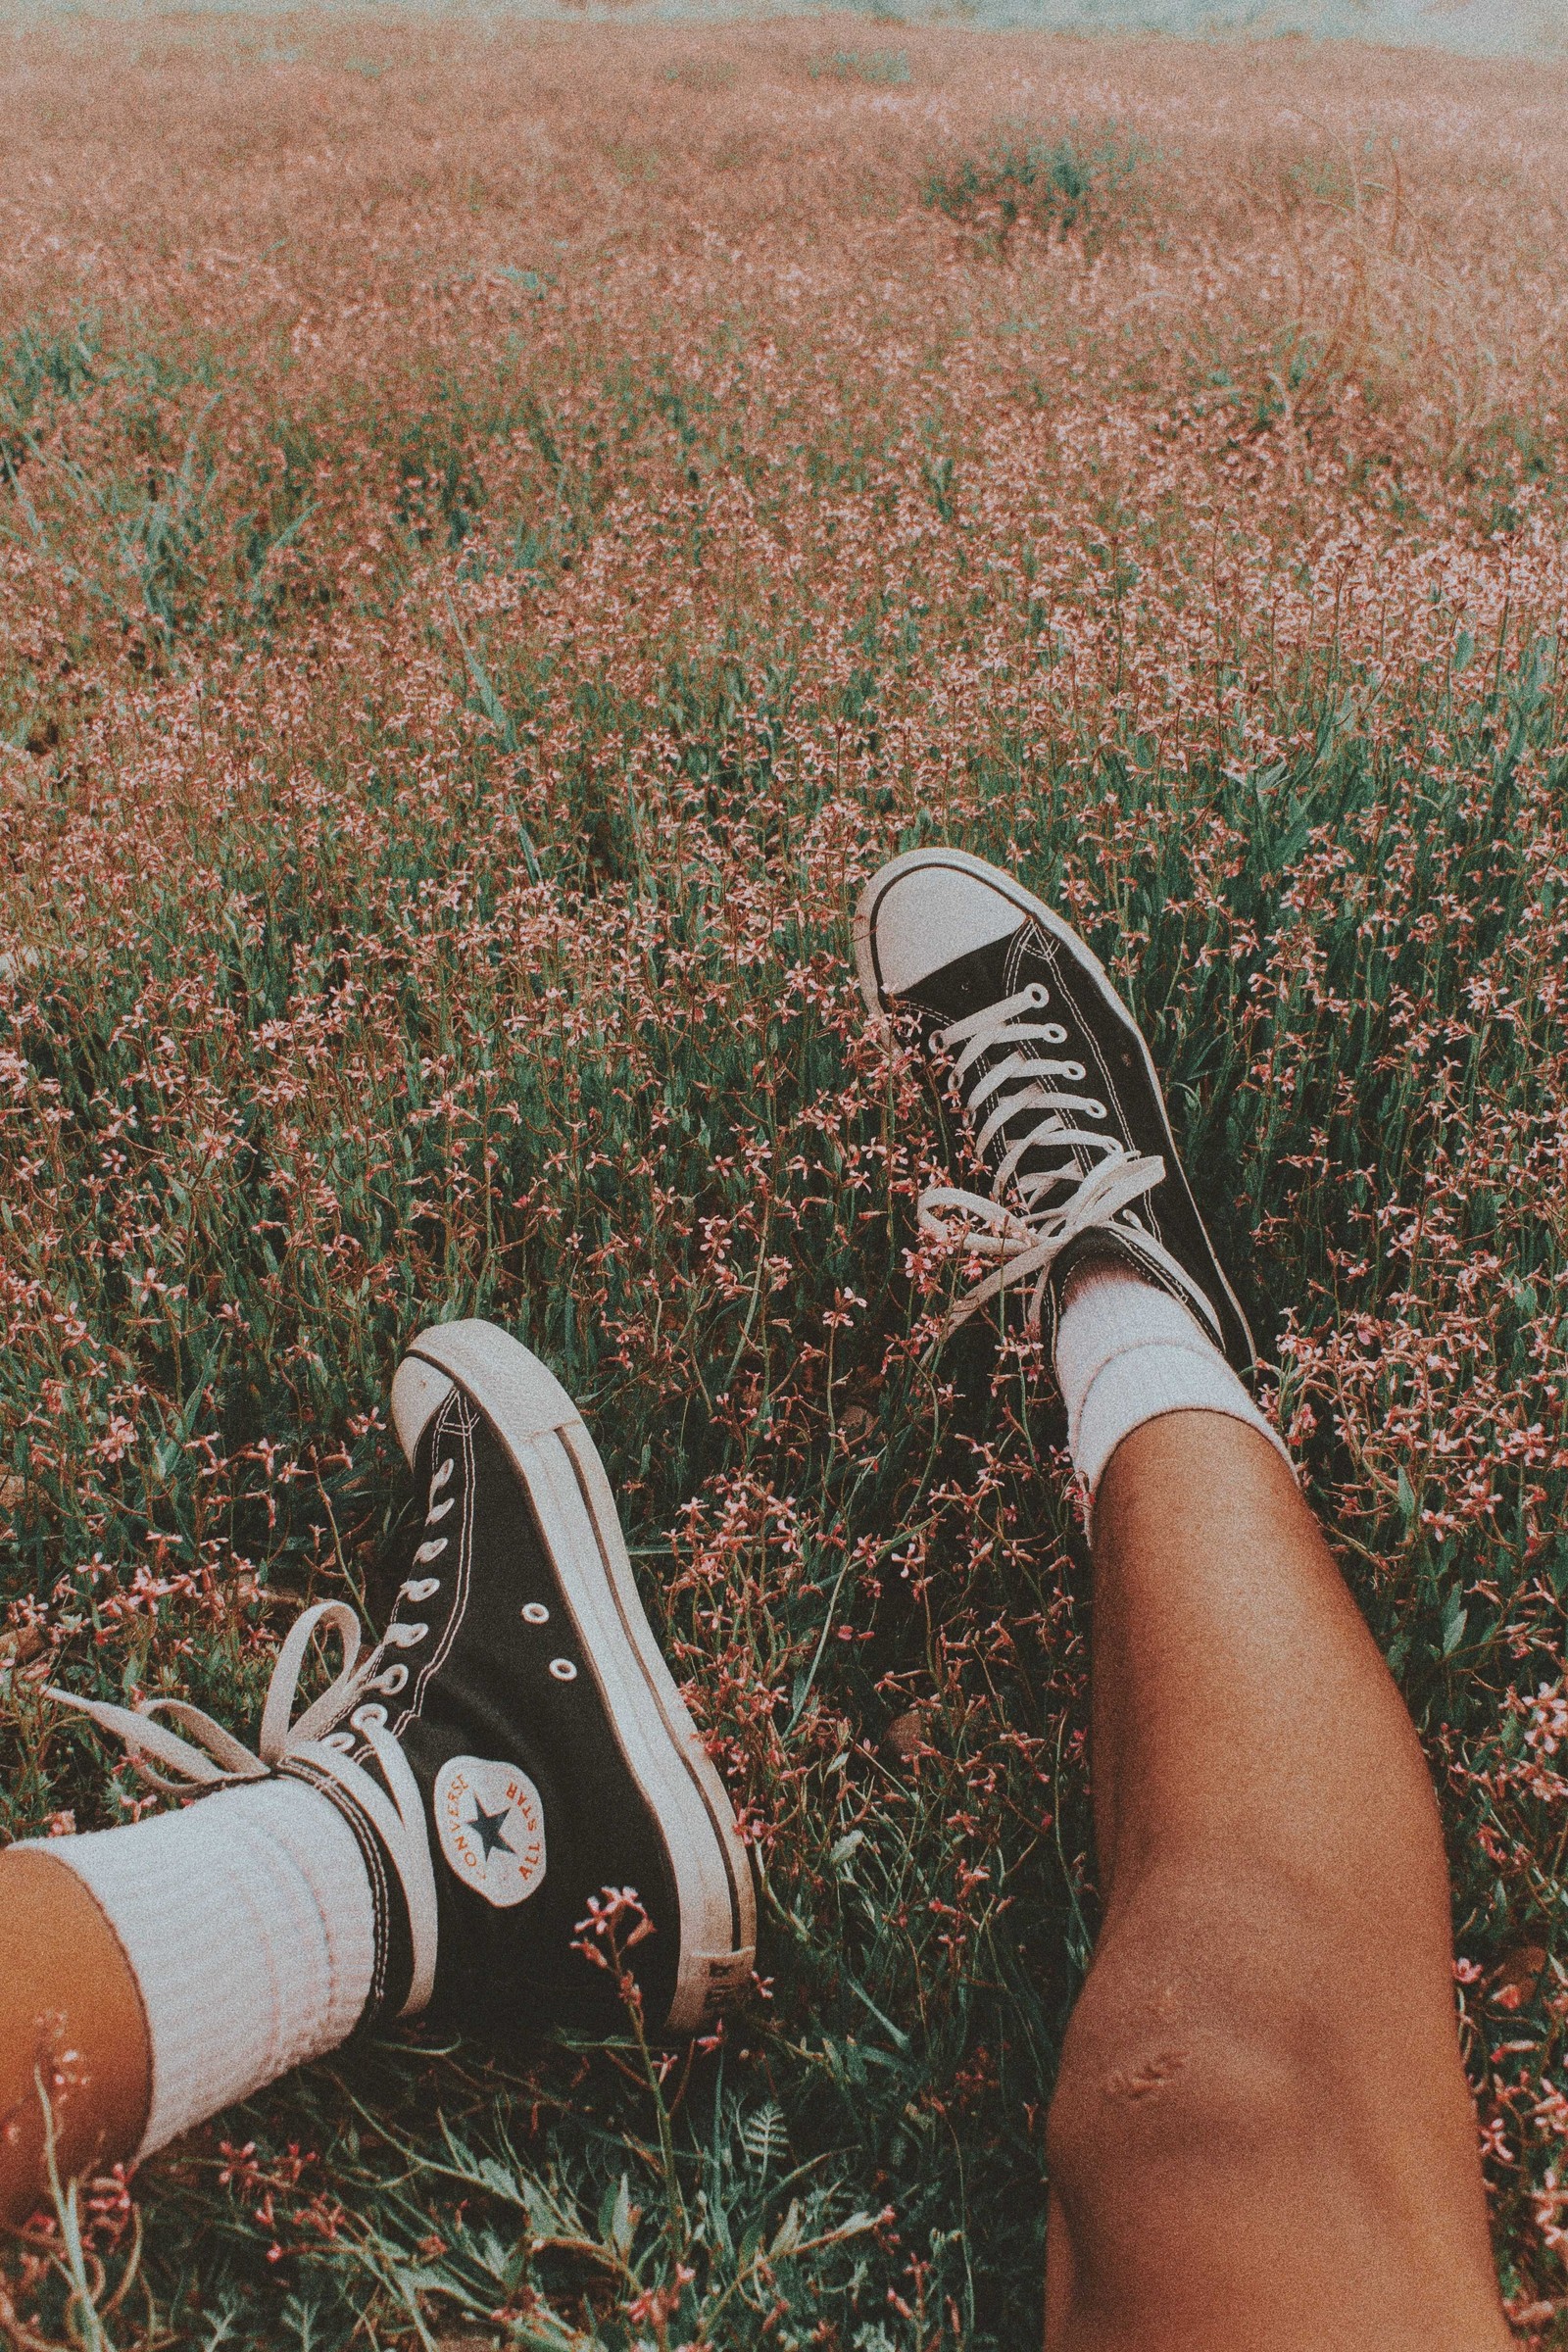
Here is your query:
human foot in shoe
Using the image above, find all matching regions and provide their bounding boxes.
[854,846,1256,1370]
[55,1321,756,2044]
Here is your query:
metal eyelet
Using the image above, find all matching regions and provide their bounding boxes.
[415,1537,448,1565]
[371,1663,409,1695]
[401,1576,441,1604]
[1086,1099,1107,1119]
[351,1702,388,1732]
[322,1730,356,1753]
[425,1494,455,1524]
[521,1601,550,1625]
[384,1620,428,1648]
[1025,983,1051,1007]
[430,1458,454,1494]
[549,1657,577,1683]
[1064,1061,1085,1081]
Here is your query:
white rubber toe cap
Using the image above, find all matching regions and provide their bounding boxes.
[391,1354,456,1466]
[392,1321,584,1465]
[408,1319,582,1440]
[855,849,1027,1004]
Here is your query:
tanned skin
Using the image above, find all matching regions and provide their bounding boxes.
[1042,1406,1513,2352]
[0,1848,149,2228]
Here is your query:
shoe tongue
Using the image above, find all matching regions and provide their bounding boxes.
[969,927,1095,1206]
[995,1116,1090,1216]
[912,922,1098,1210]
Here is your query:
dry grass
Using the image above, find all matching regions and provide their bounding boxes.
[3,14,1568,2347]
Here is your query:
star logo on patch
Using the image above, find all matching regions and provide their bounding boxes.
[466,1797,515,1861]
[432,1756,547,1908]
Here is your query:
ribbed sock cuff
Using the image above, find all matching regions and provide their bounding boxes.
[1072,1340,1293,1495]
[1055,1261,1293,1502]
[32,1777,375,2156]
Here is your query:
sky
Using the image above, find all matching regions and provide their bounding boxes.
[3,0,1562,56]
[948,0,1565,47]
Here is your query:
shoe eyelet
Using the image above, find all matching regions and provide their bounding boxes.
[351,1702,388,1732]
[521,1601,550,1625]
[929,1029,950,1057]
[322,1730,356,1752]
[387,1620,429,1647]
[1064,1061,1085,1081]
[1086,1100,1106,1119]
[430,1458,455,1495]
[401,1576,441,1604]
[371,1663,409,1695]
[415,1537,448,1565]
[1044,1023,1067,1044]
[425,1494,455,1524]
[549,1657,577,1683]
[1026,983,1050,1007]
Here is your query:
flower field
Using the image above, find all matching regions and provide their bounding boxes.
[2,14,1567,2345]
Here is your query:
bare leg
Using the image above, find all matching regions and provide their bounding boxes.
[1043,1411,1511,2352]
[0,1850,149,2229]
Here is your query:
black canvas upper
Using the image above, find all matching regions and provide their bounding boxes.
[868,901,1255,1376]
[308,1386,682,2042]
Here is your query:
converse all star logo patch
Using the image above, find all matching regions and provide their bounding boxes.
[433,1755,547,1908]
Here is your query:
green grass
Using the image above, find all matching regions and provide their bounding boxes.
[922,124,1145,252]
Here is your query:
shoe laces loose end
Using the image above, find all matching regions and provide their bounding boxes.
[46,1596,439,2017]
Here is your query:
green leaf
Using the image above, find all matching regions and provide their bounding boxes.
[1442,1590,1469,1657]
[770,2198,804,2259]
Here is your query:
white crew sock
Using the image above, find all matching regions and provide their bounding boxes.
[28,1777,376,2156]
[1054,1257,1294,1503]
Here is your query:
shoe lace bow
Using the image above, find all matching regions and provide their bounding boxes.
[47,1599,439,2013]
[921,980,1165,1331]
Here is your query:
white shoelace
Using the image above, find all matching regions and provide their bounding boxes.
[47,1599,439,2015]
[921,980,1173,1332]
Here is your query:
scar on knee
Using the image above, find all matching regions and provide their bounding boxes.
[1104,2047,1190,2101]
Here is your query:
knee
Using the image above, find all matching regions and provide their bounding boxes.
[1043,1869,1512,2349]
[1045,1878,1336,2215]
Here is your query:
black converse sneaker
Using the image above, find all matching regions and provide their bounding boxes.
[51,1321,756,2043]
[855,845,1256,1371]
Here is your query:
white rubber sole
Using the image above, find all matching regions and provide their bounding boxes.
[853,844,1256,1364]
[394,1319,757,2037]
